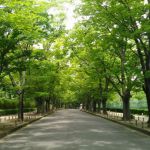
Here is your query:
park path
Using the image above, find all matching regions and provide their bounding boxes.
[0,109,150,150]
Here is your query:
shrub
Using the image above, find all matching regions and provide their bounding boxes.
[0,98,35,109]
[107,108,148,115]
[0,108,35,115]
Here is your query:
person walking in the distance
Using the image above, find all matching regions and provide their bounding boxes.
[79,104,83,111]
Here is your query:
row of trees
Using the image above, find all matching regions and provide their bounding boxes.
[0,0,71,121]
[53,0,150,126]
[0,0,150,127]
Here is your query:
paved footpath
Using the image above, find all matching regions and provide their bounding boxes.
[0,109,150,150]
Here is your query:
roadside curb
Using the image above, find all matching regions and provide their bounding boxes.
[84,111,150,136]
[0,111,54,139]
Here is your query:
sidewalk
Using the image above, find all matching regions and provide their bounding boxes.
[0,111,51,139]
[84,110,150,136]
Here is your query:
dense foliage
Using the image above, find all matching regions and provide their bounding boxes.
[0,0,150,127]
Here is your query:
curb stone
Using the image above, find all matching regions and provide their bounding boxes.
[0,111,54,139]
[84,111,150,136]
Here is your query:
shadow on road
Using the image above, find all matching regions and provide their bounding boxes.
[0,109,150,150]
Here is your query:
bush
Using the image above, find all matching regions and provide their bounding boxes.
[0,98,18,109]
[0,98,35,109]
[131,109,148,115]
[107,108,148,115]
[0,108,35,115]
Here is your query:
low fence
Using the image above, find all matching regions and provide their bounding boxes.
[0,111,42,129]
[101,111,149,129]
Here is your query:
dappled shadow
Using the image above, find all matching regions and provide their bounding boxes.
[0,109,150,150]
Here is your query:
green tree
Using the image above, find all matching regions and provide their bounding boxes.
[77,0,149,122]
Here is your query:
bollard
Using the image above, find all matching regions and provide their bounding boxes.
[138,116,139,121]
[118,113,120,120]
[142,121,144,128]
[135,120,138,126]
[15,120,17,127]
[142,117,145,128]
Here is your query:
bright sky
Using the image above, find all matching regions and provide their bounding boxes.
[48,0,81,30]
[34,0,81,49]
[63,3,76,29]
[144,0,148,4]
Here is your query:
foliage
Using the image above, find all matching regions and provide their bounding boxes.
[0,108,35,115]
[0,0,150,124]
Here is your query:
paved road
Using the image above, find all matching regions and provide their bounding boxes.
[0,109,150,150]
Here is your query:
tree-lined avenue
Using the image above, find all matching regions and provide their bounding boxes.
[0,109,150,150]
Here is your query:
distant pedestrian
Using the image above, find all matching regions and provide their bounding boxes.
[79,104,83,111]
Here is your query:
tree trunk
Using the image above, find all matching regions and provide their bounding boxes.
[89,100,93,112]
[97,99,102,113]
[85,99,90,111]
[99,80,103,113]
[18,90,24,121]
[143,78,150,126]
[102,77,109,115]
[134,38,150,126]
[45,100,50,112]
[122,90,131,121]
[52,98,55,110]
[36,98,43,114]
[48,100,50,112]
[92,100,96,112]
[42,100,45,113]
[102,98,107,115]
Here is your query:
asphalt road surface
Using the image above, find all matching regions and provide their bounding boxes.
[0,109,150,150]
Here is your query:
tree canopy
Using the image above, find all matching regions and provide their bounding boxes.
[0,0,150,126]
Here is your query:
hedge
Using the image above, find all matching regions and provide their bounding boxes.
[0,108,35,115]
[107,108,148,115]
[0,98,35,109]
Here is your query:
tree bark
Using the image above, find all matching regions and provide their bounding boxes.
[85,98,90,111]
[122,90,131,121]
[36,98,43,114]
[102,77,109,115]
[45,99,50,112]
[143,78,150,126]
[97,100,102,113]
[52,98,55,110]
[92,100,97,112]
[18,90,24,121]
[134,38,150,126]
[102,98,107,115]
[99,80,103,113]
